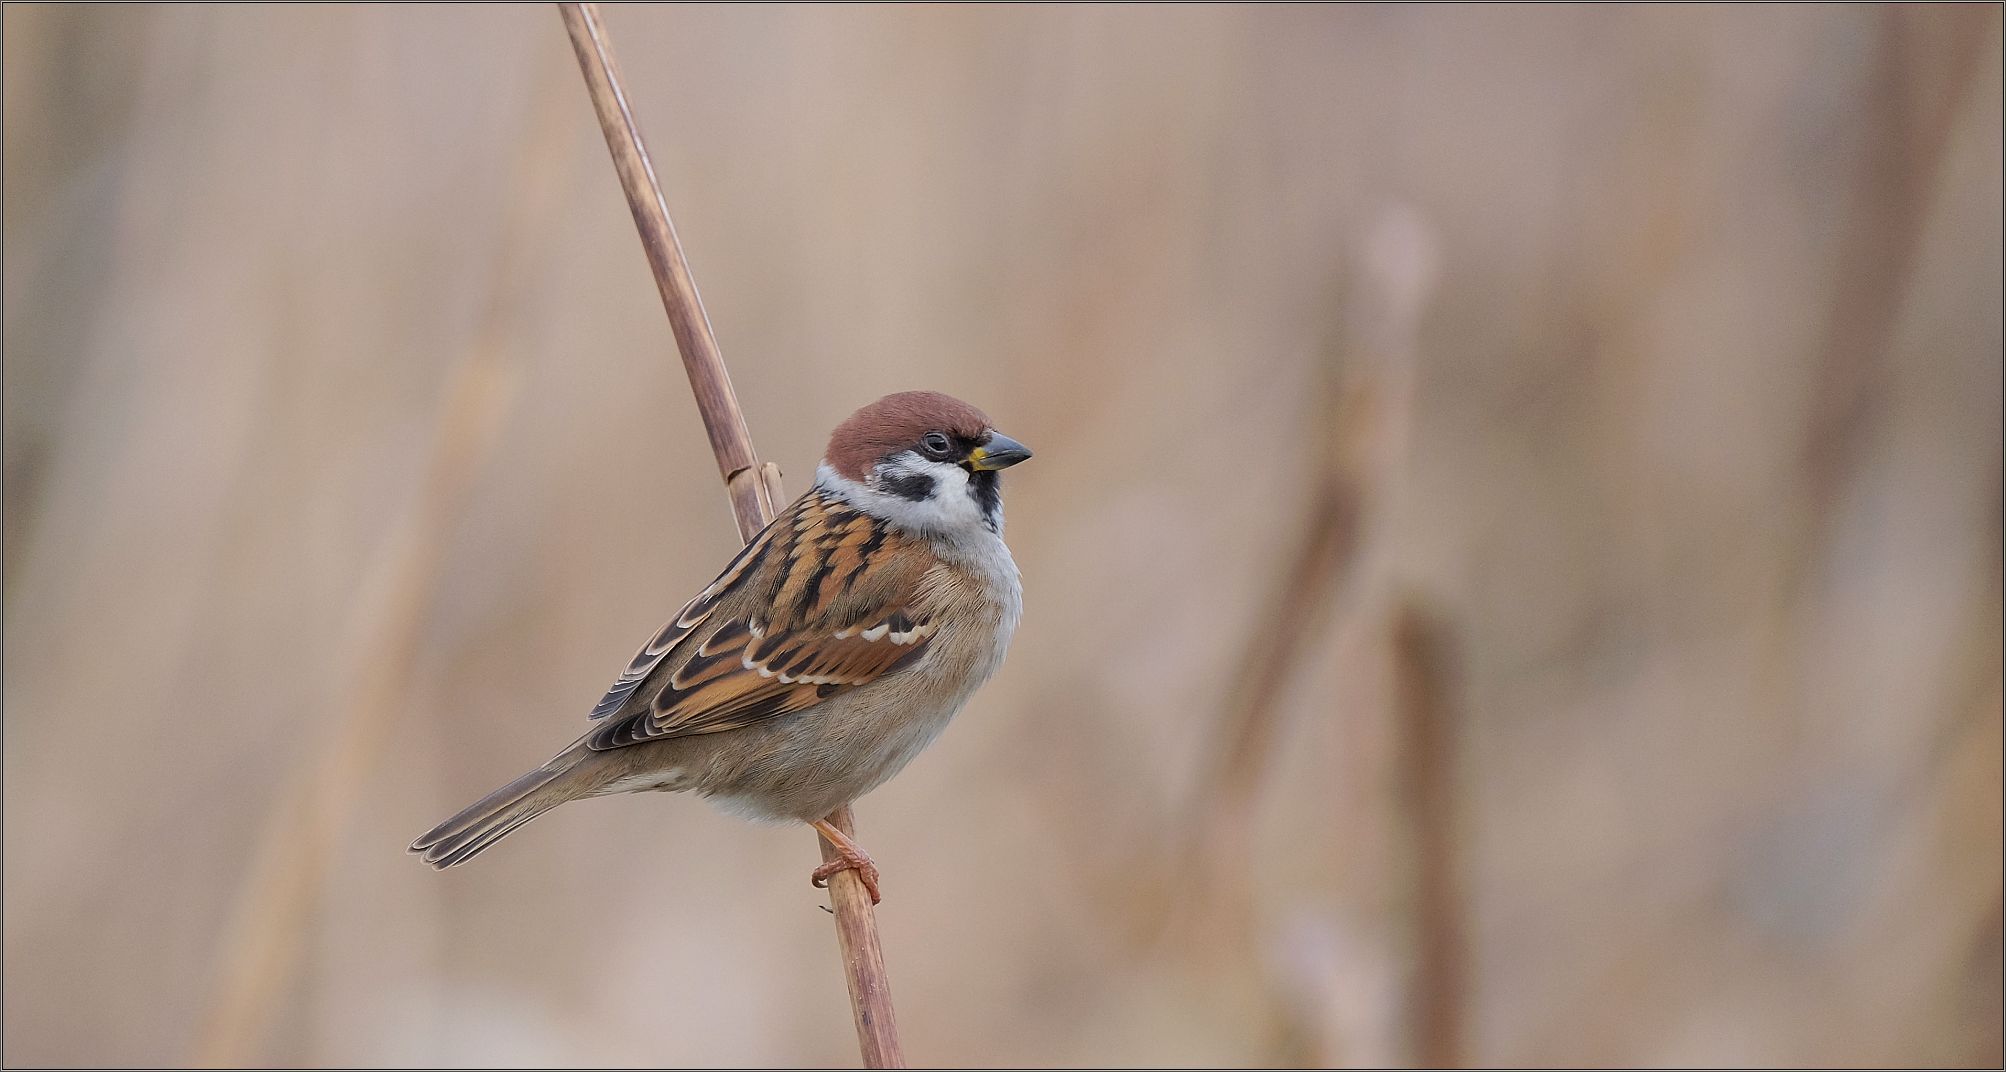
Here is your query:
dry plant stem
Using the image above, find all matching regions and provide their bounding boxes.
[1186,312,1413,882]
[191,76,576,1065]
[1392,599,1466,1069]
[1759,7,1990,724]
[557,5,904,1067]
[1198,467,1364,826]
[1179,363,1383,915]
[556,1,769,531]
[1175,217,1439,1065]
[194,349,521,1068]
[1185,214,1436,883]
[1797,5,1989,514]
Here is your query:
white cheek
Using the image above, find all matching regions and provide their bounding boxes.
[926,464,974,504]
[905,462,985,528]
[816,460,989,536]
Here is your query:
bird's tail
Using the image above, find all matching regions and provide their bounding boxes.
[408,745,594,869]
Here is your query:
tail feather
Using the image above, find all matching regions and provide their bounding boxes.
[409,750,589,869]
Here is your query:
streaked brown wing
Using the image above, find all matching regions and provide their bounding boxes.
[586,518,781,720]
[585,490,937,751]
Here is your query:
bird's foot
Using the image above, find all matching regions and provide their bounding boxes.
[808,818,883,904]
[810,850,881,904]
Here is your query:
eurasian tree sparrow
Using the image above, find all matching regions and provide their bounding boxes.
[411,391,1031,902]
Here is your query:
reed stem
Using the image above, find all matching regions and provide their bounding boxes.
[557,5,905,1065]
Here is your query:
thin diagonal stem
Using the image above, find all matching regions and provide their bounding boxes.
[556,5,904,1066]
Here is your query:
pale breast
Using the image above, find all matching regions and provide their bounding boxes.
[691,533,1021,822]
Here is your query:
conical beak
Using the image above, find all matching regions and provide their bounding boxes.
[967,432,1033,471]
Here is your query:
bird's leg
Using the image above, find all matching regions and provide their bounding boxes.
[808,818,882,904]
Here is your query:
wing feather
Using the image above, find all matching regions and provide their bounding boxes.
[587,523,781,720]
[584,490,937,751]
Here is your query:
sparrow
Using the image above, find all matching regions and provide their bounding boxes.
[410,391,1030,903]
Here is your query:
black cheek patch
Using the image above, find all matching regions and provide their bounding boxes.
[881,470,936,502]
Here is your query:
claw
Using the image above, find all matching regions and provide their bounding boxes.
[811,850,882,904]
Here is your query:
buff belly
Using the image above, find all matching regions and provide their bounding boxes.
[589,644,992,823]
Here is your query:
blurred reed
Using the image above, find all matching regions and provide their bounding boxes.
[1391,596,1466,1069]
[1175,209,1444,1065]
[190,70,578,1066]
[1187,210,1435,892]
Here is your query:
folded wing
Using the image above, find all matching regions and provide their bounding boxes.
[585,490,937,751]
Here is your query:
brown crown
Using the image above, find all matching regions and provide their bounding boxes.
[825,391,992,480]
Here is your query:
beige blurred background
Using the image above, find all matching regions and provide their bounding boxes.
[4,4,2000,1068]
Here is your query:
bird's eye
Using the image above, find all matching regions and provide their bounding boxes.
[920,431,953,458]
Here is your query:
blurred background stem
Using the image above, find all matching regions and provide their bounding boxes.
[189,65,577,1064]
